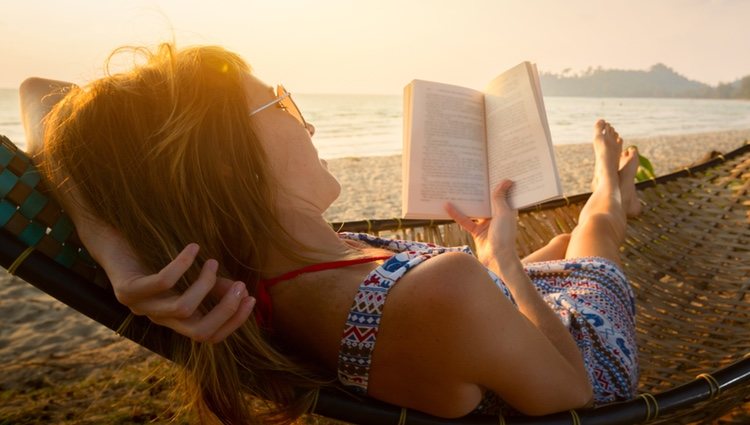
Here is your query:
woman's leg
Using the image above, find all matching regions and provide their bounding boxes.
[522,233,571,264]
[564,120,640,266]
[523,122,641,265]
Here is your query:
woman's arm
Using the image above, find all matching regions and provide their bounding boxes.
[444,180,592,411]
[490,254,590,395]
[19,78,255,343]
[371,250,593,416]
[19,77,74,154]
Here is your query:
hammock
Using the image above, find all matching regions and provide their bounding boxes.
[1,133,748,425]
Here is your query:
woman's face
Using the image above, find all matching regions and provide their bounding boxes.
[243,74,341,213]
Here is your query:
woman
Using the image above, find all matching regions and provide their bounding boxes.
[21,43,640,424]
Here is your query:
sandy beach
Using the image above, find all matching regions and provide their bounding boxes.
[324,128,750,222]
[1,129,749,423]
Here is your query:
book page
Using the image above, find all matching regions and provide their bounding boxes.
[484,62,562,210]
[532,63,553,146]
[402,83,413,215]
[403,80,489,219]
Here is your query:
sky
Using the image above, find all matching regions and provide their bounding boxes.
[2,0,749,94]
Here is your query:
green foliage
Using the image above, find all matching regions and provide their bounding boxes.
[633,148,656,182]
[738,75,750,99]
[540,64,750,99]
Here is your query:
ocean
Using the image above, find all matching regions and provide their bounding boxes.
[2,88,750,159]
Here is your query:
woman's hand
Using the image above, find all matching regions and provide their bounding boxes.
[86,220,255,343]
[444,180,520,271]
[65,187,254,344]
[110,239,256,344]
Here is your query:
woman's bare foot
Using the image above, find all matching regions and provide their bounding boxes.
[591,119,622,193]
[590,140,643,217]
[619,147,643,217]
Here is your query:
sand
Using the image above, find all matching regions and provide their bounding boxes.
[1,128,749,423]
[324,128,750,222]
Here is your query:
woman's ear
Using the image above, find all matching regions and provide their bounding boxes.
[19,77,77,154]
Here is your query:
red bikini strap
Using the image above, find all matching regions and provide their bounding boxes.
[261,255,394,287]
[254,255,393,329]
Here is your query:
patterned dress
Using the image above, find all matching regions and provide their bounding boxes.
[336,232,639,413]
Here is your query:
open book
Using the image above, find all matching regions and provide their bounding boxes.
[402,62,561,219]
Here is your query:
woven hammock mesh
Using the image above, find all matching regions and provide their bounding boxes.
[622,152,750,424]
[344,147,750,424]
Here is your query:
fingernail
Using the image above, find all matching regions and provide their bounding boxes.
[233,281,246,298]
[206,259,218,272]
[245,296,256,309]
[186,243,199,255]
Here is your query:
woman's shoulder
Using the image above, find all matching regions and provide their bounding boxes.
[403,250,484,276]
[339,232,474,255]
[367,251,521,416]
[390,251,498,309]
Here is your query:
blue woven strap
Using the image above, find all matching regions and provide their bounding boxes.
[0,134,98,277]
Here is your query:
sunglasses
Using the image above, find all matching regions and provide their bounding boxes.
[248,85,308,130]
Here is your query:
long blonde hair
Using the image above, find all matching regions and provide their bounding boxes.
[40,43,326,424]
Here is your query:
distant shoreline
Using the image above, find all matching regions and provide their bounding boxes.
[540,64,750,99]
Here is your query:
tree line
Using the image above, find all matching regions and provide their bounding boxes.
[540,64,750,99]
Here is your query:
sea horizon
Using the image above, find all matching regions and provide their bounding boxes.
[2,89,750,159]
